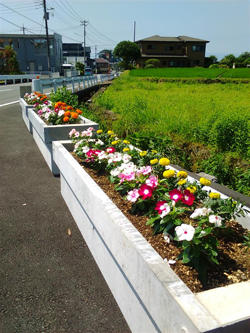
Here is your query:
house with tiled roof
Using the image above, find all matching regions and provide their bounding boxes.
[136,35,209,67]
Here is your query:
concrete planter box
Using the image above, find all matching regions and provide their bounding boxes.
[19,98,33,133]
[28,110,98,175]
[53,141,250,333]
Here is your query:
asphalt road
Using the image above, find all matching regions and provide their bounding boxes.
[0,102,130,332]
[0,83,32,105]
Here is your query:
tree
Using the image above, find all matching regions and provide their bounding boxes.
[220,54,236,68]
[236,52,250,67]
[75,62,85,75]
[204,55,218,68]
[113,41,140,69]
[0,45,20,74]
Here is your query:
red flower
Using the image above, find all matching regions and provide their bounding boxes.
[106,147,116,153]
[169,189,183,202]
[138,184,153,200]
[155,201,167,214]
[86,149,96,158]
[181,190,195,206]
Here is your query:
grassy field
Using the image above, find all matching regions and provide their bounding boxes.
[130,67,250,79]
[89,73,250,195]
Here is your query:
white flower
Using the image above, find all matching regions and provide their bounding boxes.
[122,154,132,163]
[82,146,90,153]
[110,167,122,177]
[96,139,104,146]
[175,224,195,241]
[58,110,65,117]
[44,112,51,120]
[97,151,107,160]
[190,207,212,219]
[163,233,172,243]
[209,215,222,227]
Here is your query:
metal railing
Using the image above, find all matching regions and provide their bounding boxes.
[0,74,38,85]
[31,74,115,93]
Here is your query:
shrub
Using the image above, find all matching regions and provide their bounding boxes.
[49,87,78,108]
[144,59,161,68]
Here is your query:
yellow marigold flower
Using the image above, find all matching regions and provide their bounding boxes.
[199,177,211,186]
[159,158,170,166]
[96,129,103,134]
[187,186,197,193]
[150,159,159,165]
[151,150,157,154]
[178,179,187,186]
[123,140,130,144]
[107,130,114,135]
[177,171,188,178]
[163,169,175,178]
[123,147,130,152]
[140,151,147,156]
[209,192,221,199]
[111,140,118,145]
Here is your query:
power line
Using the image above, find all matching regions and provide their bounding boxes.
[0,16,36,34]
[61,0,83,21]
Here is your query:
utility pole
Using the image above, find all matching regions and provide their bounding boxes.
[133,21,136,42]
[81,20,88,66]
[95,45,97,59]
[43,0,51,72]
[22,25,26,34]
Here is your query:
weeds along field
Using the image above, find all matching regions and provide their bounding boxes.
[130,67,250,79]
[90,73,250,195]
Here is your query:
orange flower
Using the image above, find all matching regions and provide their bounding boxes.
[66,105,74,111]
[76,109,82,114]
[71,112,78,119]
[64,111,71,117]
[63,116,69,122]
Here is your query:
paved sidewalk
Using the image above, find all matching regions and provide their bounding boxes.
[0,104,130,333]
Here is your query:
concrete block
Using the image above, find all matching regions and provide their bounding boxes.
[28,110,98,175]
[19,98,33,133]
[19,85,32,98]
[53,141,250,333]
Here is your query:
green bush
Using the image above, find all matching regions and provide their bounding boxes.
[144,59,161,68]
[49,87,78,108]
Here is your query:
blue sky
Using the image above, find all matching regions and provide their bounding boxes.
[0,0,249,60]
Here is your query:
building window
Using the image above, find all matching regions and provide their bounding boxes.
[192,45,204,52]
[170,61,175,67]
[147,44,155,50]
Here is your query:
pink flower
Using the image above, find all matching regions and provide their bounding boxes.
[145,175,158,188]
[138,184,153,200]
[69,128,77,137]
[169,189,183,202]
[127,189,140,202]
[181,190,195,206]
[38,109,43,116]
[175,224,195,241]
[118,172,136,183]
[137,166,152,176]
[155,201,171,218]
[106,147,116,154]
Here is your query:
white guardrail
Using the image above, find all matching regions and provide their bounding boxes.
[0,74,38,85]
[31,74,115,93]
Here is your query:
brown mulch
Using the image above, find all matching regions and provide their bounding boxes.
[73,155,250,293]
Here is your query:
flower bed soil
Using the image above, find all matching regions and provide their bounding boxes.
[73,154,249,293]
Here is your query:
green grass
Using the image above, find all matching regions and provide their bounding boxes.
[130,67,250,79]
[220,68,250,78]
[90,73,250,195]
